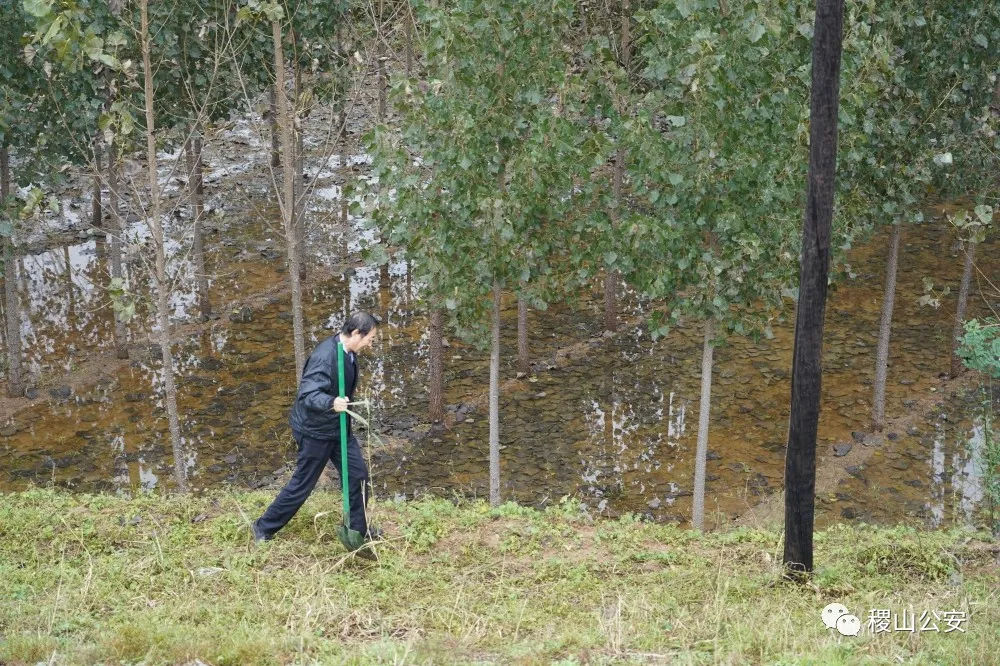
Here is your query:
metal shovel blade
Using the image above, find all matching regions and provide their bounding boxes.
[337,523,377,559]
[336,523,365,551]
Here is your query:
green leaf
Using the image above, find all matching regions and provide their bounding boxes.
[23,0,54,18]
[98,54,120,69]
[674,0,692,19]
[604,251,617,266]
[749,24,766,44]
[973,35,988,49]
[42,14,65,46]
[668,173,683,186]
[120,113,134,136]
[665,115,686,127]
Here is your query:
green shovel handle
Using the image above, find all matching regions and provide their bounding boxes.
[337,340,349,525]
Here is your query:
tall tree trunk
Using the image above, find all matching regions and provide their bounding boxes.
[92,136,103,230]
[108,139,129,359]
[294,60,306,282]
[783,0,844,576]
[871,221,901,431]
[691,316,715,531]
[428,307,444,422]
[377,49,389,284]
[1,142,23,398]
[269,85,280,168]
[951,241,975,379]
[185,131,211,321]
[489,282,502,507]
[141,0,187,492]
[273,20,307,382]
[517,292,529,375]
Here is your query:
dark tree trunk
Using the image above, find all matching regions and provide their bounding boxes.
[3,241,22,398]
[782,0,844,576]
[517,292,529,375]
[92,136,103,230]
[871,222,902,431]
[108,139,129,359]
[429,307,444,422]
[951,241,975,379]
[186,132,211,321]
[2,143,22,398]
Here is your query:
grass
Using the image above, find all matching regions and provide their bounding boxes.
[0,488,998,665]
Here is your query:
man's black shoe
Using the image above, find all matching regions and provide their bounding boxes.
[365,526,385,542]
[251,519,273,544]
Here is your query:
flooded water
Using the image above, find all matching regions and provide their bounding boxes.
[1,154,998,533]
[823,386,998,530]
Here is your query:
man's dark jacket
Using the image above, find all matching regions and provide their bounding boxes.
[289,334,358,440]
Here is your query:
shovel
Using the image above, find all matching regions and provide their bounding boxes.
[335,340,368,554]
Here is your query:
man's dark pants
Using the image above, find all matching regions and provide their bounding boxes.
[256,430,370,538]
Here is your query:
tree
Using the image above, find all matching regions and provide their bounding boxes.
[370,0,593,505]
[629,0,815,530]
[271,7,307,381]
[7,0,117,394]
[234,0,353,381]
[1,4,35,398]
[783,0,845,576]
[837,0,1000,429]
[140,0,188,491]
[950,206,993,379]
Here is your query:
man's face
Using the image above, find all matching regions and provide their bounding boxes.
[346,327,378,353]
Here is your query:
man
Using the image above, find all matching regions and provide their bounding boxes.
[252,311,381,543]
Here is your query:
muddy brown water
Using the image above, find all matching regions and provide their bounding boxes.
[0,192,997,532]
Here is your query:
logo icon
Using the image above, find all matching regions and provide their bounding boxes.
[836,614,862,636]
[822,603,862,636]
[822,603,849,630]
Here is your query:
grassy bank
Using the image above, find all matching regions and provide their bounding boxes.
[0,488,998,665]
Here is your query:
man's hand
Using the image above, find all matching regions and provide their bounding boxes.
[332,396,349,413]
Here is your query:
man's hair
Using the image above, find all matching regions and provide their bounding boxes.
[342,311,380,336]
